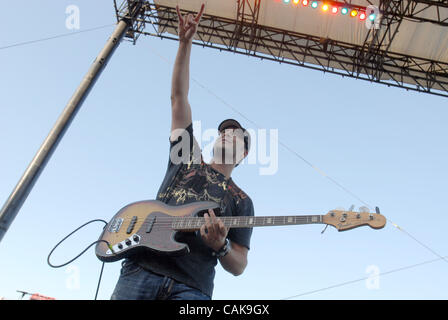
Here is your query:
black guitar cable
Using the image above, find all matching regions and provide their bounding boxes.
[47,219,111,300]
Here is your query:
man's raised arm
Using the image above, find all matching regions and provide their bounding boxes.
[170,4,205,140]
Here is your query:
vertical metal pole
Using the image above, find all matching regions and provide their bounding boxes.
[0,19,130,242]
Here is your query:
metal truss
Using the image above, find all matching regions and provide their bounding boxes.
[231,0,261,52]
[388,0,448,27]
[342,0,448,26]
[115,0,448,98]
[356,1,412,83]
[113,0,147,44]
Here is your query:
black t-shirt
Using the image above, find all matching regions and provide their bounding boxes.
[133,123,254,297]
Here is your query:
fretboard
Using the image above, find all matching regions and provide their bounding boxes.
[172,215,323,231]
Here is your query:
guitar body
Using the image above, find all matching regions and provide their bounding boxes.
[95,200,219,262]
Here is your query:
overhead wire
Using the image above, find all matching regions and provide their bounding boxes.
[0,24,115,51]
[282,255,448,299]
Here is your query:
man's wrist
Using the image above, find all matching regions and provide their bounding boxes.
[179,39,193,46]
[211,239,226,252]
[212,238,231,257]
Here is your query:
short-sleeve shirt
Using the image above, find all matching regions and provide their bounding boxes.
[133,123,254,297]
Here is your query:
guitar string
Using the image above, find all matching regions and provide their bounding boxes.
[107,215,321,223]
[106,216,326,232]
[108,216,323,229]
[106,211,381,230]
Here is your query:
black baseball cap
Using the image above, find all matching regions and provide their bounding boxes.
[218,119,251,152]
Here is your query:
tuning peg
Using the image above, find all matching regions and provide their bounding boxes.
[348,205,355,212]
[375,206,381,214]
[359,206,370,213]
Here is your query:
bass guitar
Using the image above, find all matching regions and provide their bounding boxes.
[95,200,386,262]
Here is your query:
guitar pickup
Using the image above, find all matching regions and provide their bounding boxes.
[146,216,156,233]
[126,216,138,234]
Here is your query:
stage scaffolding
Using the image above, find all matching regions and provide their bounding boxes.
[115,0,448,97]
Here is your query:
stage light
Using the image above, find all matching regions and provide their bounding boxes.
[311,1,318,8]
[283,0,291,4]
[331,6,338,14]
[341,7,348,15]
[293,0,300,4]
[302,0,309,6]
[359,11,366,20]
[350,9,358,17]
[369,13,376,21]
[322,4,329,11]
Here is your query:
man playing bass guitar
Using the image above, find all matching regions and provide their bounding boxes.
[111,3,254,300]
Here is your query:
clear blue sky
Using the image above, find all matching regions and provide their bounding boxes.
[0,0,447,300]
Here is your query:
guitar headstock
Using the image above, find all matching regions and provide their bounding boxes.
[322,206,386,231]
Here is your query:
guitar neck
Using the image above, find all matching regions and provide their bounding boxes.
[172,215,324,231]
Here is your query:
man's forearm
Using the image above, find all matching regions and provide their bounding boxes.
[171,41,192,100]
[219,242,248,276]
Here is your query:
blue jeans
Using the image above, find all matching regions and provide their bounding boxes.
[110,259,211,300]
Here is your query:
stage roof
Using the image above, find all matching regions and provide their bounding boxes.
[118,0,448,96]
[156,0,448,63]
